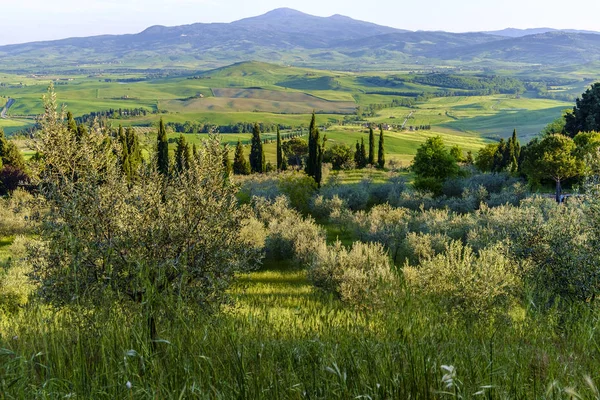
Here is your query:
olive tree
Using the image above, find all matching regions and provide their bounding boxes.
[522,134,583,202]
[29,86,260,343]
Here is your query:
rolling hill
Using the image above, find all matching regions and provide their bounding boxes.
[1,9,600,71]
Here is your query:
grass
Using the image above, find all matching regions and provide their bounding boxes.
[0,63,576,145]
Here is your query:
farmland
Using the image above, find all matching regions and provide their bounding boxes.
[1,61,591,164]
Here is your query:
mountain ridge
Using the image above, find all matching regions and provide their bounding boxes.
[1,8,599,71]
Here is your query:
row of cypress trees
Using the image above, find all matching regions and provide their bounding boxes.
[355,126,385,169]
[155,114,386,186]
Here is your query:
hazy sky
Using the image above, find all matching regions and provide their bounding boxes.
[1,0,599,45]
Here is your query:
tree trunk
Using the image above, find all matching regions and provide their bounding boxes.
[555,179,562,203]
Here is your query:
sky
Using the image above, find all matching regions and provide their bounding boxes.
[1,0,599,46]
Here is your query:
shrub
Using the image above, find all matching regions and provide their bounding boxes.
[404,241,525,318]
[255,196,326,266]
[320,178,371,211]
[0,236,36,315]
[309,241,397,308]
[351,204,410,262]
[400,232,452,265]
[278,172,318,214]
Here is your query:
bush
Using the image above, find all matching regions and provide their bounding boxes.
[404,241,525,318]
[320,178,372,211]
[0,236,36,314]
[351,204,410,262]
[309,241,397,308]
[255,196,326,266]
[0,189,35,237]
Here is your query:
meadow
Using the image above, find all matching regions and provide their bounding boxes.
[0,61,586,154]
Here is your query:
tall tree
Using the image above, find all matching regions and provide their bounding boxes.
[412,136,459,195]
[368,127,375,165]
[377,125,385,169]
[157,118,169,176]
[276,126,283,171]
[565,83,600,137]
[66,111,78,134]
[305,112,323,186]
[354,141,362,168]
[522,134,583,202]
[359,138,367,168]
[175,134,191,173]
[233,140,250,175]
[249,123,265,173]
[118,125,131,178]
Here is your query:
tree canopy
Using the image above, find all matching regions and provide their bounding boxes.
[564,83,600,137]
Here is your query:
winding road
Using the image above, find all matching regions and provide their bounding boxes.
[1,98,15,119]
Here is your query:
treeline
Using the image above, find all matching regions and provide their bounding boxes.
[75,108,153,125]
[166,121,292,134]
[411,74,526,94]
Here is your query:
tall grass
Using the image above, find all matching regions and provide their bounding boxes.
[2,263,600,398]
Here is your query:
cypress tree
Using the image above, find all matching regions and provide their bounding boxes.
[276,126,283,171]
[233,140,250,175]
[359,138,367,168]
[306,112,322,185]
[66,111,78,134]
[76,124,87,141]
[377,125,385,169]
[125,127,141,174]
[175,134,191,173]
[118,125,131,178]
[157,117,169,176]
[368,127,375,165]
[355,141,362,168]
[249,123,265,173]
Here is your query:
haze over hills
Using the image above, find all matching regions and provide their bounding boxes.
[1,8,600,71]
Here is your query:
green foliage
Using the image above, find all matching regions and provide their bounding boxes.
[233,140,250,175]
[405,241,524,318]
[276,126,283,171]
[449,144,464,162]
[412,136,459,195]
[305,113,323,186]
[30,86,259,323]
[250,123,265,173]
[323,143,354,170]
[156,117,169,176]
[377,125,385,169]
[565,83,600,137]
[309,240,396,308]
[174,133,191,173]
[254,196,325,266]
[522,134,582,200]
[368,127,375,165]
[475,143,498,172]
[277,172,318,214]
[282,137,308,168]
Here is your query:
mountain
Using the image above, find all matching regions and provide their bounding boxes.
[1,9,600,71]
[437,31,600,64]
[484,27,600,37]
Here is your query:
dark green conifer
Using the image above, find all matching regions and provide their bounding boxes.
[249,123,265,173]
[66,111,78,134]
[368,127,375,165]
[377,125,385,169]
[157,118,169,176]
[276,126,283,171]
[175,134,191,173]
[233,140,250,175]
[306,112,323,186]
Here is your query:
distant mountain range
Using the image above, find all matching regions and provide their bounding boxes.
[1,8,599,71]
